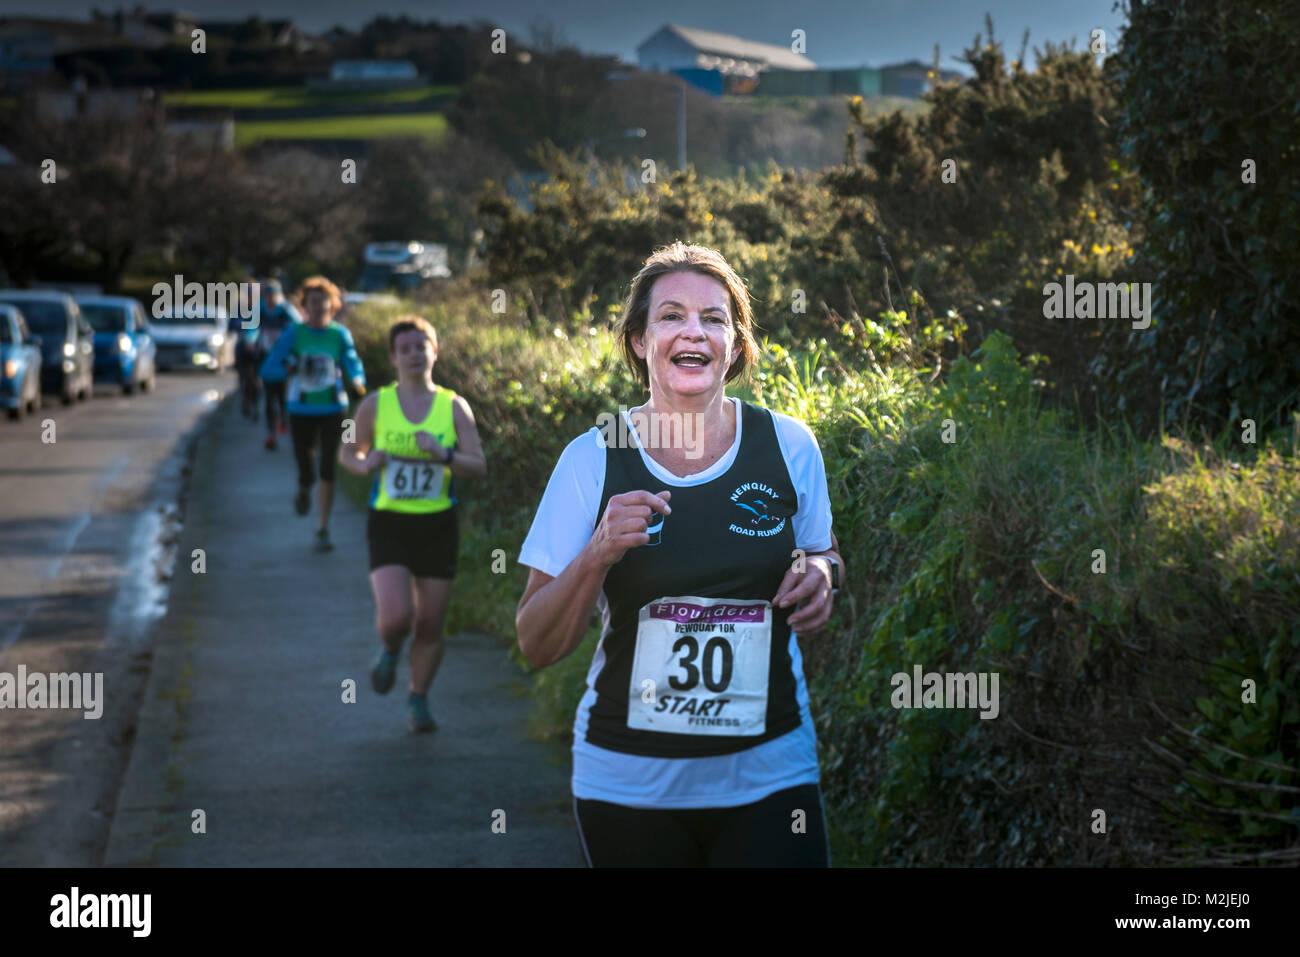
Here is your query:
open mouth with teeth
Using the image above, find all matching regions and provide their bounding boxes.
[670,351,711,368]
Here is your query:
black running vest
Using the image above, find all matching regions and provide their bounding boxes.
[587,400,803,757]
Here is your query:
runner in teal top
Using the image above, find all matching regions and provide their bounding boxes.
[260,276,366,552]
[259,311,364,417]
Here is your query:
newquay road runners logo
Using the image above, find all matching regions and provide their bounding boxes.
[0,666,104,719]
[50,887,151,937]
[728,482,787,538]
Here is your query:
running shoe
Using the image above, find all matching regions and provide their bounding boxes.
[314,527,333,552]
[408,693,436,733]
[370,648,397,695]
[264,434,277,451]
[294,488,310,515]
[278,419,288,434]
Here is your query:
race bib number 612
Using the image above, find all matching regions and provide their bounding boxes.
[628,596,771,736]
[383,457,445,500]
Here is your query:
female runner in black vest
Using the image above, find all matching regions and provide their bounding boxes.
[517,242,845,866]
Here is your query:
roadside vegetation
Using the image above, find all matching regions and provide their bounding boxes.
[338,9,1299,866]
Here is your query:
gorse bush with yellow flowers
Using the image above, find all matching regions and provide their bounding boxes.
[476,23,1149,426]
[332,8,1296,865]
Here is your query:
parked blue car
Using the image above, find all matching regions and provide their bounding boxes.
[75,295,157,395]
[0,303,43,421]
[0,290,94,404]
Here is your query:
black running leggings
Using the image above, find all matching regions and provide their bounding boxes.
[264,380,286,431]
[290,412,343,488]
[573,783,829,867]
[236,349,260,399]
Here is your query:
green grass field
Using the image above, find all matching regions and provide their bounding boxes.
[233,112,451,147]
[164,84,459,109]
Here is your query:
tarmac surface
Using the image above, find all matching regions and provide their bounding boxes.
[1,373,227,866]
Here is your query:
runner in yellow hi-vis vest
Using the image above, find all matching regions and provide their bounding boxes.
[339,315,486,732]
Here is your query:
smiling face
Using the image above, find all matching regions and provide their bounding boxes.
[632,270,736,406]
[391,328,436,378]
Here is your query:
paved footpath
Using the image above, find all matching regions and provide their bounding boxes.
[105,395,583,866]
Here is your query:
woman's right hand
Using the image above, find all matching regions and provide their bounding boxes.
[585,490,671,568]
[363,449,387,473]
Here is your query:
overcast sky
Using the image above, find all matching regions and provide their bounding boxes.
[2,0,1129,74]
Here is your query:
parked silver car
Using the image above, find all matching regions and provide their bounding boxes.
[149,306,233,372]
[0,290,95,404]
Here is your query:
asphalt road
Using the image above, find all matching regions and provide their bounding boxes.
[0,371,227,865]
[1,372,582,867]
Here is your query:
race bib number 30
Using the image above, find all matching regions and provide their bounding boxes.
[628,596,771,736]
[383,457,445,500]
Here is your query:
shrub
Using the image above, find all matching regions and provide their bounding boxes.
[1110,0,1300,431]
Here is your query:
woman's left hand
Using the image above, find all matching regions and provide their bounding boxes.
[772,555,835,635]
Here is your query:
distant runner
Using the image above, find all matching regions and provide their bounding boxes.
[260,276,365,552]
[256,279,302,449]
[339,315,486,732]
[234,303,262,421]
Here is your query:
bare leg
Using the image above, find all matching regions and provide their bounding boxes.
[370,565,413,655]
[409,577,452,695]
[317,479,334,532]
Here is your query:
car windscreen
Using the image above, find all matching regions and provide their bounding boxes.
[80,303,129,331]
[0,300,67,334]
[0,317,12,343]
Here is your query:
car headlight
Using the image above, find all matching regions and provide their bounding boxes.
[3,359,17,378]
[63,342,76,357]
[208,333,224,348]
[118,333,132,352]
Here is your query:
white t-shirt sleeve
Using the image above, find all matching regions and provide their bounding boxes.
[771,411,834,554]
[518,430,606,578]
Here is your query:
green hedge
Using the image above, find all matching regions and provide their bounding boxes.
[339,292,1297,865]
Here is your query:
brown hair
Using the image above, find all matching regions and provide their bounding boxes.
[614,241,760,390]
[295,275,343,313]
[388,315,439,354]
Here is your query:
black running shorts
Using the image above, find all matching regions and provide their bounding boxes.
[573,783,829,867]
[367,506,458,579]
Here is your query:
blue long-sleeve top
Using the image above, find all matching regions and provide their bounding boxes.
[259,320,365,416]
